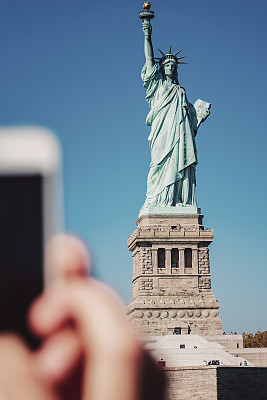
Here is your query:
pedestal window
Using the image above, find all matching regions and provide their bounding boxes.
[171,248,179,268]
[185,248,192,268]
[158,248,165,268]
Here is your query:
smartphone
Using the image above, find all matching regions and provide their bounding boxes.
[0,126,63,348]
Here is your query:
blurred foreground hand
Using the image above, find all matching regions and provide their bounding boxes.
[0,235,165,400]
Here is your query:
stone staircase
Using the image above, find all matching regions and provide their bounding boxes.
[145,335,253,367]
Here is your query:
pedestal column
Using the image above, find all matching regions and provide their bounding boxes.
[179,248,185,274]
[152,248,157,274]
[192,248,198,275]
[166,249,171,274]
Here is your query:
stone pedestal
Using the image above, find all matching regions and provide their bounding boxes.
[127,214,222,336]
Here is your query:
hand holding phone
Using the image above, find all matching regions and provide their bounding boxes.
[0,236,166,400]
[0,126,63,348]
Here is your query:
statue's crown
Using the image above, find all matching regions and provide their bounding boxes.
[155,47,187,66]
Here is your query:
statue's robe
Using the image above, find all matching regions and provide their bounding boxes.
[141,63,198,207]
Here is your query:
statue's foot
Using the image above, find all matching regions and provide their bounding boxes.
[175,203,185,207]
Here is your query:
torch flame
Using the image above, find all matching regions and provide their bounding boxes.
[143,2,151,10]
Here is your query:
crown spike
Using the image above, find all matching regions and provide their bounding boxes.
[169,45,172,54]
[177,56,187,60]
[158,48,166,56]
[178,61,188,64]
[174,49,183,56]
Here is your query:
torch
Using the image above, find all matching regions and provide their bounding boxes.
[139,2,154,22]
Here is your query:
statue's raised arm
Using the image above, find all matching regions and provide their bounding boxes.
[139,2,155,73]
[142,19,154,72]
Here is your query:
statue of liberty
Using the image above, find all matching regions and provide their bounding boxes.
[139,3,210,215]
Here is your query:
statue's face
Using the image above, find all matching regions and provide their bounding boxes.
[163,60,177,79]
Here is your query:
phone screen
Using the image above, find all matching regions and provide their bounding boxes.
[0,174,43,348]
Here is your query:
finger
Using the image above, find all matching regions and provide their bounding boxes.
[30,278,142,400]
[46,234,90,282]
[0,335,56,400]
[30,234,91,336]
[29,279,125,338]
[32,328,82,384]
[29,285,69,337]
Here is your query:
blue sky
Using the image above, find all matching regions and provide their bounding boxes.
[0,0,266,333]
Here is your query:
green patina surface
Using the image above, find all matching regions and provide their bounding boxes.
[139,8,210,217]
